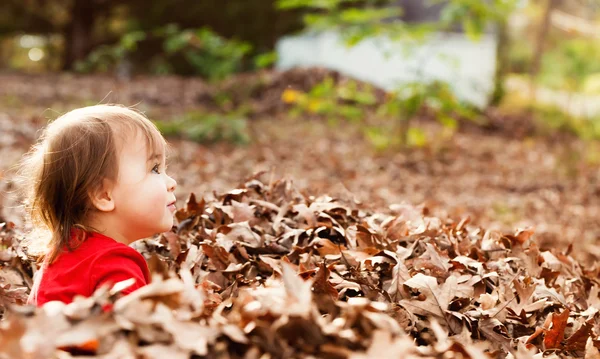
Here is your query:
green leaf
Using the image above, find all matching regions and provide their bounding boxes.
[276,0,343,10]
[365,127,392,151]
[463,17,483,41]
[339,105,363,121]
[339,7,402,24]
[254,52,278,69]
[407,127,427,147]
[120,31,146,51]
[164,32,191,54]
[438,115,458,130]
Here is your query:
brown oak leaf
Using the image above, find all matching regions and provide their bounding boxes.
[544,308,570,350]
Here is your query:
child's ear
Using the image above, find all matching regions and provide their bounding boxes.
[89,179,115,212]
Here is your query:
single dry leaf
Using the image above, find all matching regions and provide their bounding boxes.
[543,308,570,350]
[564,318,594,352]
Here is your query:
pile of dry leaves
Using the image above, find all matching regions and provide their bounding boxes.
[1,175,600,359]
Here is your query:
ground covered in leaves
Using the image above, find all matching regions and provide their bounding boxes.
[2,70,600,358]
[2,70,600,257]
[3,176,600,358]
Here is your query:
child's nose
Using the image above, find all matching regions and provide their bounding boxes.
[167,175,177,191]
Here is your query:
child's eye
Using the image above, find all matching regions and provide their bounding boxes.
[152,164,161,174]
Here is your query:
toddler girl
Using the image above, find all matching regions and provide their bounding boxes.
[17,104,178,305]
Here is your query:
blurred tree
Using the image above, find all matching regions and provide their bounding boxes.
[119,0,302,75]
[491,18,509,105]
[124,0,302,54]
[529,0,561,99]
[62,0,95,70]
[0,0,303,71]
[0,0,57,35]
[0,0,118,70]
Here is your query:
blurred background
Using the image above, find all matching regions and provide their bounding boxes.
[2,0,600,258]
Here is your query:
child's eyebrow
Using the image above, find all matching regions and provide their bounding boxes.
[147,153,163,162]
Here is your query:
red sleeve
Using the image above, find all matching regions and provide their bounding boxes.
[90,249,149,295]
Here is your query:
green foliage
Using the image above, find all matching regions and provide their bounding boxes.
[434,0,518,41]
[528,102,600,141]
[161,25,252,80]
[499,82,600,142]
[539,39,600,93]
[275,0,517,138]
[76,25,252,80]
[363,126,393,151]
[282,77,377,124]
[75,31,147,73]
[277,0,420,45]
[282,77,478,150]
[375,81,477,148]
[277,0,518,46]
[253,51,278,69]
[507,34,532,74]
[155,111,251,145]
[275,0,518,150]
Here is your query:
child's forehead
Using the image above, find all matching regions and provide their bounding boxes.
[117,128,165,159]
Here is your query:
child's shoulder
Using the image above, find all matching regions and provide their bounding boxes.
[68,232,125,256]
[80,232,149,278]
[44,231,149,285]
[83,233,151,285]
[85,233,145,260]
[62,231,145,267]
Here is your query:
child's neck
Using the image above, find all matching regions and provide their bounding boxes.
[85,214,136,245]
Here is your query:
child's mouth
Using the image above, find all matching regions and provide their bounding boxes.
[167,201,176,212]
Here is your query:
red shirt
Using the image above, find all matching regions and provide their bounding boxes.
[29,231,151,306]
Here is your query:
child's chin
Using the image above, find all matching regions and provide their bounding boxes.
[160,221,174,232]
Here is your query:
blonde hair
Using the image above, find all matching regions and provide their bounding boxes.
[16,104,167,266]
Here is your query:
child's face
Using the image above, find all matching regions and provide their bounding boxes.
[110,132,177,240]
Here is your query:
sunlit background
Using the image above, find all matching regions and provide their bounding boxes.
[2,0,600,253]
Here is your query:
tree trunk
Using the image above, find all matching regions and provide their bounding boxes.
[529,0,560,100]
[62,0,95,71]
[490,19,508,106]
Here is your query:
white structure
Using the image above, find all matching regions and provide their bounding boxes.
[276,31,498,108]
